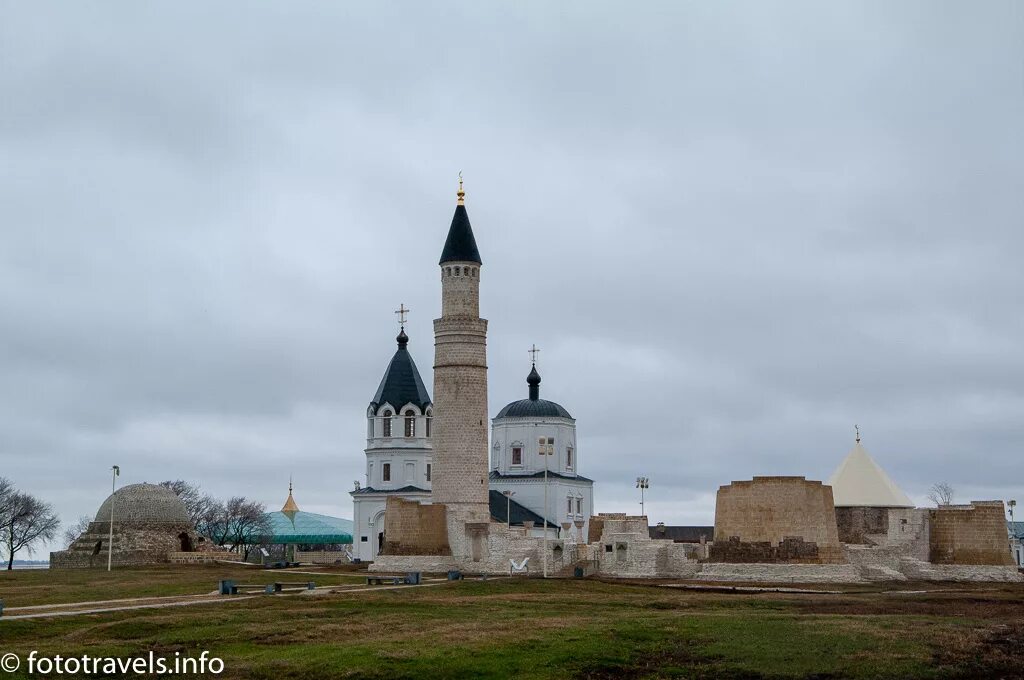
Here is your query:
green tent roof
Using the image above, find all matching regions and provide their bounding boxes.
[262,510,354,545]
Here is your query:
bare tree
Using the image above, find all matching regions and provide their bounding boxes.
[927,482,955,506]
[62,515,92,548]
[224,497,272,561]
[2,492,60,570]
[159,480,217,532]
[0,477,14,522]
[197,498,230,546]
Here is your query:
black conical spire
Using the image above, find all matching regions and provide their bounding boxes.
[439,176,482,265]
[527,364,541,401]
[371,328,431,412]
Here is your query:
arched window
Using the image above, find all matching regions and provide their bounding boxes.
[425,411,431,437]
[404,409,416,437]
[382,410,392,438]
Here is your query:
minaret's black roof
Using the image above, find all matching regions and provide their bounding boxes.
[439,204,482,265]
[370,329,432,412]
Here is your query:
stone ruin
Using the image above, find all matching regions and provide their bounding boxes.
[51,483,203,569]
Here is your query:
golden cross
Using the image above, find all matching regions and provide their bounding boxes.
[395,303,410,327]
[529,344,540,365]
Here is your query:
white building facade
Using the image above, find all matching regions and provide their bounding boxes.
[489,364,594,540]
[350,327,433,562]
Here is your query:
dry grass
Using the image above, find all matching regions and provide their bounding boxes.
[1,569,1023,679]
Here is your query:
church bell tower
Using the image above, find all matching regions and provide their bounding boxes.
[432,177,490,524]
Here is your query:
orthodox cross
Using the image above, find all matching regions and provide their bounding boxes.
[529,344,540,365]
[855,424,860,444]
[395,303,410,329]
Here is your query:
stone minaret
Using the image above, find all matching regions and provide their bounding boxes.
[432,178,490,525]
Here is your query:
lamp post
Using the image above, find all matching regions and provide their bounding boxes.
[636,477,649,517]
[541,435,554,578]
[503,490,516,528]
[107,465,120,572]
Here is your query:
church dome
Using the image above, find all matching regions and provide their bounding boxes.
[496,398,573,419]
[495,364,573,420]
[93,483,191,525]
[370,328,432,412]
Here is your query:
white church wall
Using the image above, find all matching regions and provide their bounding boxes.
[491,477,592,538]
[491,418,578,476]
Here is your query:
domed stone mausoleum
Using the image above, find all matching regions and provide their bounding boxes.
[51,483,200,569]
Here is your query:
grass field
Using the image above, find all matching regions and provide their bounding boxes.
[2,566,1023,679]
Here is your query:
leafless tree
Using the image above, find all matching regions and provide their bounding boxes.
[159,480,218,533]
[197,496,271,560]
[224,497,272,561]
[0,477,14,521]
[927,482,955,506]
[61,515,92,548]
[2,492,60,570]
[197,498,231,546]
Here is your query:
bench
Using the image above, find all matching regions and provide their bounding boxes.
[366,572,421,586]
[271,581,316,592]
[219,580,315,595]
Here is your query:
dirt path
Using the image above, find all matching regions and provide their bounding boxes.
[0,577,462,621]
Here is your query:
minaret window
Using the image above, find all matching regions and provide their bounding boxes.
[382,463,391,482]
[382,410,392,438]
[404,410,416,437]
[512,447,523,466]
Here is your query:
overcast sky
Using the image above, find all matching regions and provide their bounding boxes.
[2,2,1022,556]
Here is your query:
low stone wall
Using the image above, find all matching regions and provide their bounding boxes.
[696,563,866,584]
[709,536,832,564]
[373,521,563,575]
[295,550,350,565]
[167,552,244,564]
[898,558,1023,582]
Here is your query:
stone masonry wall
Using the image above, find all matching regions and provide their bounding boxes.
[380,497,451,556]
[432,261,490,523]
[373,521,557,575]
[929,501,1014,565]
[835,506,890,544]
[51,521,196,569]
[589,514,702,578]
[712,476,843,564]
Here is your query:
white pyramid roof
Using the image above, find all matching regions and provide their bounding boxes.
[827,442,914,508]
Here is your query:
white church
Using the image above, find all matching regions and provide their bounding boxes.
[350,326,593,562]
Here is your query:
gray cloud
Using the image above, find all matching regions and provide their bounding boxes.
[1,1,1021,553]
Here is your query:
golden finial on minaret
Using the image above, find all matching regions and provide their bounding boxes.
[457,171,465,206]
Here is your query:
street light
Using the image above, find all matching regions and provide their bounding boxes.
[108,465,120,572]
[636,477,650,517]
[503,490,516,528]
[540,434,555,578]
